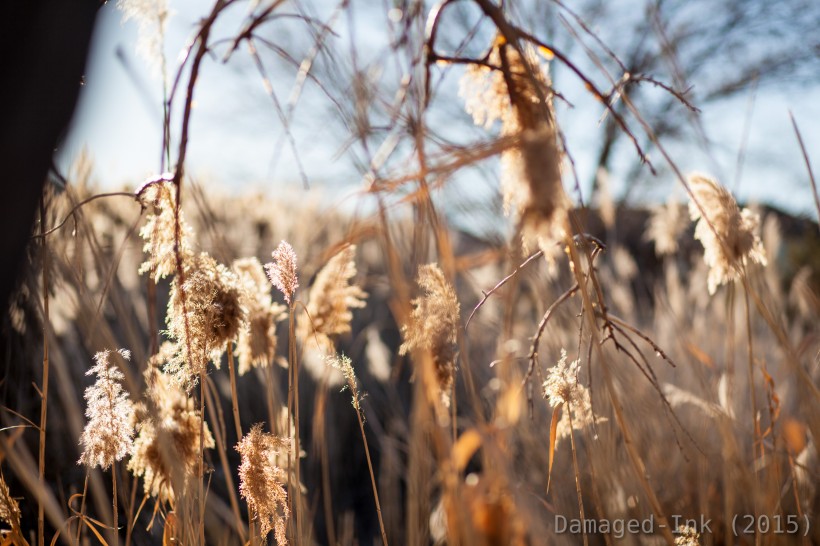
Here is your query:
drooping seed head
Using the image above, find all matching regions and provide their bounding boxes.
[236,424,291,545]
[400,264,460,407]
[687,173,767,294]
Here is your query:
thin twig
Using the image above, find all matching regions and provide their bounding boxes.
[466,250,543,329]
[31,193,135,239]
[466,0,655,172]
[246,36,310,189]
[606,314,677,368]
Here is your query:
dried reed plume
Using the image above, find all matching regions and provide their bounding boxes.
[236,423,291,545]
[78,349,135,470]
[674,525,701,545]
[460,37,569,248]
[645,199,689,256]
[400,264,460,407]
[327,353,361,410]
[542,349,601,444]
[0,472,23,538]
[687,173,767,294]
[117,0,169,77]
[137,180,194,280]
[166,252,245,388]
[297,244,367,353]
[129,349,215,503]
[265,240,299,305]
[233,257,287,375]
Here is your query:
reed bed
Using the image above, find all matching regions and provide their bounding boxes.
[1,1,818,545]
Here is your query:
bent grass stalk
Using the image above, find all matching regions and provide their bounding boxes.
[331,354,389,546]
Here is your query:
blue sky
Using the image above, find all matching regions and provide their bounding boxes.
[59,0,820,221]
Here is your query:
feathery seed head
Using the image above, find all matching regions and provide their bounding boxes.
[645,199,688,256]
[327,353,363,411]
[542,349,580,408]
[129,351,215,503]
[118,0,170,78]
[233,257,287,374]
[166,253,246,388]
[236,424,291,545]
[400,264,460,407]
[0,473,21,533]
[460,39,569,249]
[459,60,511,131]
[137,180,194,281]
[79,349,135,470]
[674,525,701,545]
[542,349,602,444]
[327,353,357,389]
[265,241,299,305]
[297,244,367,353]
[687,173,767,294]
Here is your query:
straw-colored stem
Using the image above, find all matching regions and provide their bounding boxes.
[724,283,737,545]
[285,381,293,542]
[742,282,761,546]
[124,473,138,546]
[451,383,457,445]
[315,386,337,546]
[227,343,243,440]
[567,409,588,546]
[288,304,303,543]
[249,508,258,546]
[112,465,119,546]
[350,380,389,546]
[38,196,50,546]
[285,305,297,543]
[75,473,89,546]
[203,377,248,544]
[199,369,206,546]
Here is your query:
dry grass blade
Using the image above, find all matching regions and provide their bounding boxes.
[466,250,542,329]
[789,111,820,224]
[546,406,561,495]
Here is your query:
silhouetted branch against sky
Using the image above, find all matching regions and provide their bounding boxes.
[61,0,820,225]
